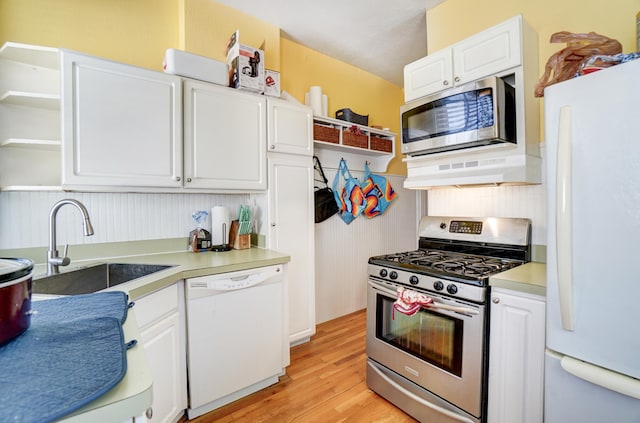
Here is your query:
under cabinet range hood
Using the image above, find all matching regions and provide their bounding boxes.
[403,145,542,189]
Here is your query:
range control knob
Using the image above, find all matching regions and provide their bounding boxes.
[433,280,444,291]
[389,271,398,280]
[409,275,419,285]
[440,222,447,230]
[447,284,458,295]
[379,269,388,278]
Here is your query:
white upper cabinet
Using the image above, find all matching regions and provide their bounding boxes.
[267,98,313,156]
[61,50,183,190]
[403,48,453,102]
[183,80,267,191]
[404,15,525,102]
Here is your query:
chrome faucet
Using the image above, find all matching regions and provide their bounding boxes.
[47,199,95,275]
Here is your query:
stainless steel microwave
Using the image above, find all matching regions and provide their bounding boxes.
[400,76,516,156]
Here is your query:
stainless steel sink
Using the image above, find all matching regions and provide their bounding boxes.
[32,263,174,295]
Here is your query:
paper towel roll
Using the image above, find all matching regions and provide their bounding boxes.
[211,206,230,245]
[309,86,323,116]
[322,94,328,117]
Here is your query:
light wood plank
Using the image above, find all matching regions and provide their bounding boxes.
[182,309,417,422]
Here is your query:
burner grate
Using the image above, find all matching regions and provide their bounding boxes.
[371,249,523,280]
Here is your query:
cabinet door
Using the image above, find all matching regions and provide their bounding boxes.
[136,283,187,423]
[267,98,313,156]
[267,154,315,343]
[184,80,267,190]
[488,288,545,423]
[452,16,521,86]
[61,50,183,189]
[403,48,453,101]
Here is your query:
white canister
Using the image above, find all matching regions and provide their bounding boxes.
[211,206,230,245]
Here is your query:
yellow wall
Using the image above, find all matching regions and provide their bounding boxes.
[0,0,405,174]
[0,0,179,71]
[280,39,405,175]
[427,0,640,143]
[181,0,280,71]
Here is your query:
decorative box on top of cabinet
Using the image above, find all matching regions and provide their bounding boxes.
[312,115,395,173]
[0,42,62,190]
[404,14,534,102]
[487,287,545,423]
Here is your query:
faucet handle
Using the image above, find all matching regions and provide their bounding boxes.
[60,244,71,267]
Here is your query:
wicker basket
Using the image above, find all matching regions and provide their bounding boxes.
[313,124,339,144]
[342,130,368,149]
[370,136,392,152]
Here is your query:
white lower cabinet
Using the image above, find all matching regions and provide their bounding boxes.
[487,287,545,423]
[135,282,187,423]
[267,153,315,344]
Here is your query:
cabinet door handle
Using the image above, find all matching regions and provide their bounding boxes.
[186,177,192,183]
[270,145,275,150]
[175,176,181,182]
[492,297,500,304]
[271,223,276,227]
[443,80,449,86]
[454,76,460,83]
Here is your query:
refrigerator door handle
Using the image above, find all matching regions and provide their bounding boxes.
[556,106,575,331]
[561,355,640,399]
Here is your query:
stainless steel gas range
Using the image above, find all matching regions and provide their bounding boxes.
[366,216,531,423]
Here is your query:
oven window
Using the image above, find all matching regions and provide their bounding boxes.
[376,293,464,376]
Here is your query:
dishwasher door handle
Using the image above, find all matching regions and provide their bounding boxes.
[187,264,284,294]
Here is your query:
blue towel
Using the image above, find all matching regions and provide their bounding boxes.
[30,290,130,325]
[0,291,131,423]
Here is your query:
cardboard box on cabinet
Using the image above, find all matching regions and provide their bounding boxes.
[264,70,280,97]
[226,30,265,94]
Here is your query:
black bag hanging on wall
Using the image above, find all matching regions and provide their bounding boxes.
[313,155,339,223]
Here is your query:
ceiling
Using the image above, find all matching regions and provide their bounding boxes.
[215,0,445,87]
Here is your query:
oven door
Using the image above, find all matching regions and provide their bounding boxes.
[366,278,486,419]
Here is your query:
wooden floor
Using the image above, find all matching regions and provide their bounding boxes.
[183,309,417,422]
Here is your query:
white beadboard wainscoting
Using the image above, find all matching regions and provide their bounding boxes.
[0,173,423,325]
[427,144,547,246]
[314,171,423,324]
[0,191,253,250]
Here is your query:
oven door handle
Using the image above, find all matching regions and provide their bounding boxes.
[423,302,479,316]
[369,280,479,316]
[368,361,477,423]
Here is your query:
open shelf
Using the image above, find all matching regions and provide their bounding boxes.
[312,116,395,173]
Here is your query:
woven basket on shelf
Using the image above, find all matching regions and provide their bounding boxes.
[370,136,392,152]
[342,131,368,149]
[313,124,340,143]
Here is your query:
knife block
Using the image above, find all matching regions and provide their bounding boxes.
[229,220,251,249]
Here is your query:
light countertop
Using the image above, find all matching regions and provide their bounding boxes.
[489,262,546,297]
[43,247,291,421]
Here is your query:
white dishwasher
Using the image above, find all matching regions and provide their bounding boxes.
[185,264,289,419]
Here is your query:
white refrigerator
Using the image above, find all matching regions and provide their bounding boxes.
[545,58,640,422]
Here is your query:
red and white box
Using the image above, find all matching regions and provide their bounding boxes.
[264,70,280,97]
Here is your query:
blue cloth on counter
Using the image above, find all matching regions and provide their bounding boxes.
[0,291,131,423]
[31,290,130,325]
